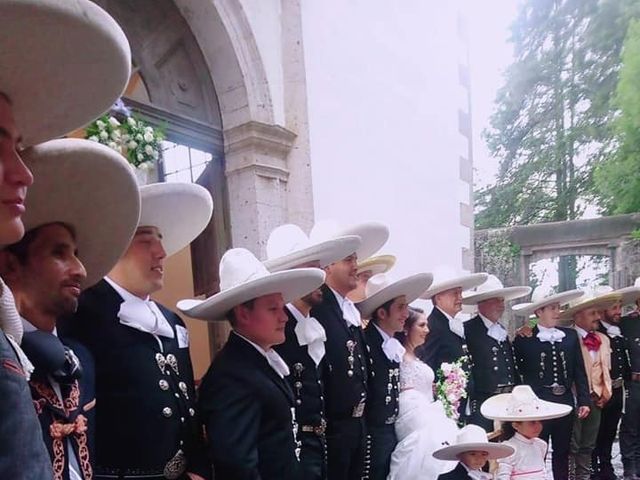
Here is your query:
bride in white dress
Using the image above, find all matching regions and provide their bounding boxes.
[387,308,460,480]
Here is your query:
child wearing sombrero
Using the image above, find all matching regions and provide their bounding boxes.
[433,424,514,479]
[481,385,573,479]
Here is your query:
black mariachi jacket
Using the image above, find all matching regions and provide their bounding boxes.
[363,323,400,428]
[310,285,369,421]
[417,307,467,372]
[598,322,630,382]
[437,462,474,479]
[60,279,209,479]
[513,326,591,408]
[198,331,302,480]
[464,315,519,398]
[621,312,640,374]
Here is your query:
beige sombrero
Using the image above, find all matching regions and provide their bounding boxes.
[138,183,213,257]
[263,223,361,272]
[310,219,389,261]
[462,274,531,305]
[20,139,139,288]
[356,272,433,319]
[0,0,131,146]
[178,248,326,322]
[357,255,396,276]
[560,290,623,319]
[421,266,488,300]
[432,424,514,461]
[481,385,572,422]
[511,286,583,317]
[615,278,640,306]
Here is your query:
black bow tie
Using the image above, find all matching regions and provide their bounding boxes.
[21,330,82,383]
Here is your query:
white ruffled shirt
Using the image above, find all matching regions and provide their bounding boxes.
[480,313,508,343]
[372,322,406,363]
[234,332,290,378]
[287,304,326,366]
[330,287,362,328]
[536,325,566,344]
[601,320,622,338]
[497,433,549,479]
[437,306,465,339]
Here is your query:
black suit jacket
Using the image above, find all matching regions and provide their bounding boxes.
[59,279,209,478]
[417,307,466,371]
[513,326,591,408]
[620,313,640,373]
[198,331,302,480]
[598,322,630,381]
[464,315,519,397]
[438,462,473,479]
[310,285,369,421]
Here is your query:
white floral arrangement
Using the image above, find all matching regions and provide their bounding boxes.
[85,114,164,170]
[435,356,469,423]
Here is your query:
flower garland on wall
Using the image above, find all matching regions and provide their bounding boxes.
[85,113,164,171]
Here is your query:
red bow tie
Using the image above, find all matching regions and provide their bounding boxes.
[584,332,602,352]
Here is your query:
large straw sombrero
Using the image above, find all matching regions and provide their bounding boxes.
[560,290,623,319]
[357,255,396,276]
[356,272,433,319]
[615,278,640,306]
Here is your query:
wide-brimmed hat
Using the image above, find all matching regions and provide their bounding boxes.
[20,139,139,288]
[432,424,514,461]
[462,275,531,305]
[263,223,361,272]
[310,219,389,261]
[357,254,396,276]
[560,290,623,319]
[177,248,325,322]
[1,0,131,146]
[356,272,433,319]
[615,278,640,306]
[138,183,213,257]
[420,266,488,300]
[511,287,584,317]
[481,385,572,422]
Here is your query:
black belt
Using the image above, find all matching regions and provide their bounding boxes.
[301,419,327,436]
[612,377,624,389]
[493,385,515,394]
[543,383,567,396]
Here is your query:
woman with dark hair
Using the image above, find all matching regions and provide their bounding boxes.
[388,307,461,479]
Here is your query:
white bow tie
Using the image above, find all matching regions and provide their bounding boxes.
[537,327,565,344]
[604,324,622,338]
[341,298,362,328]
[468,470,492,480]
[294,316,326,366]
[487,322,507,342]
[265,349,290,378]
[118,298,175,338]
[448,316,466,339]
[382,337,406,363]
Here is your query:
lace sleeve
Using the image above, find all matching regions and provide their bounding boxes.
[399,359,434,399]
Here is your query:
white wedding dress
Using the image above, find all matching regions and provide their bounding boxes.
[387,357,460,480]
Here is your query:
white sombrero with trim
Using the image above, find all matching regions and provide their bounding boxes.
[481,385,572,422]
[138,183,213,257]
[177,248,326,322]
[615,278,640,306]
[20,139,139,288]
[462,275,531,305]
[310,219,389,261]
[263,223,361,272]
[1,0,131,146]
[357,254,396,276]
[511,287,583,317]
[420,266,488,300]
[356,272,433,319]
[432,424,514,461]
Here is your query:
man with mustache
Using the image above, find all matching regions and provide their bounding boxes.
[62,183,213,480]
[0,139,139,479]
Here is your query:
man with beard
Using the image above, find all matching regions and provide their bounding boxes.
[590,286,630,479]
[0,139,139,479]
[264,223,361,480]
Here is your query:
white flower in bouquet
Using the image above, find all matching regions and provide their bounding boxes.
[107,141,119,151]
[122,134,130,142]
[143,132,154,143]
[88,135,99,142]
[137,153,144,161]
[108,116,121,127]
[127,140,138,150]
[110,130,121,140]
[152,150,159,160]
[138,162,151,171]
[136,134,143,141]
[96,120,106,130]
[99,130,109,140]
[127,117,137,127]
[144,145,154,156]
[144,126,153,134]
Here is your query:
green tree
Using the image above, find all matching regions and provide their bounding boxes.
[595,19,640,213]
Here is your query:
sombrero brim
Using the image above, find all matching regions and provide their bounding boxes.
[560,293,623,319]
[432,442,514,461]
[616,286,640,306]
[357,254,396,276]
[421,273,488,299]
[357,273,434,319]
[139,183,213,257]
[1,0,131,146]
[20,139,139,288]
[339,222,389,260]
[511,289,583,317]
[264,235,361,272]
[462,286,531,305]
[480,392,572,422]
[177,268,325,322]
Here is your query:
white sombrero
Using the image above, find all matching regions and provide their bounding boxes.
[616,278,640,306]
[177,248,325,322]
[139,183,213,257]
[511,286,583,317]
[420,266,488,300]
[432,424,514,461]
[560,290,622,320]
[263,223,361,272]
[20,139,139,288]
[462,275,531,305]
[356,272,433,319]
[310,219,389,261]
[357,255,396,276]
[481,385,572,422]
[1,0,131,146]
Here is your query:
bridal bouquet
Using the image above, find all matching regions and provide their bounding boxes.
[435,356,469,422]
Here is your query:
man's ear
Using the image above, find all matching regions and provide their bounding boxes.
[0,250,21,283]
